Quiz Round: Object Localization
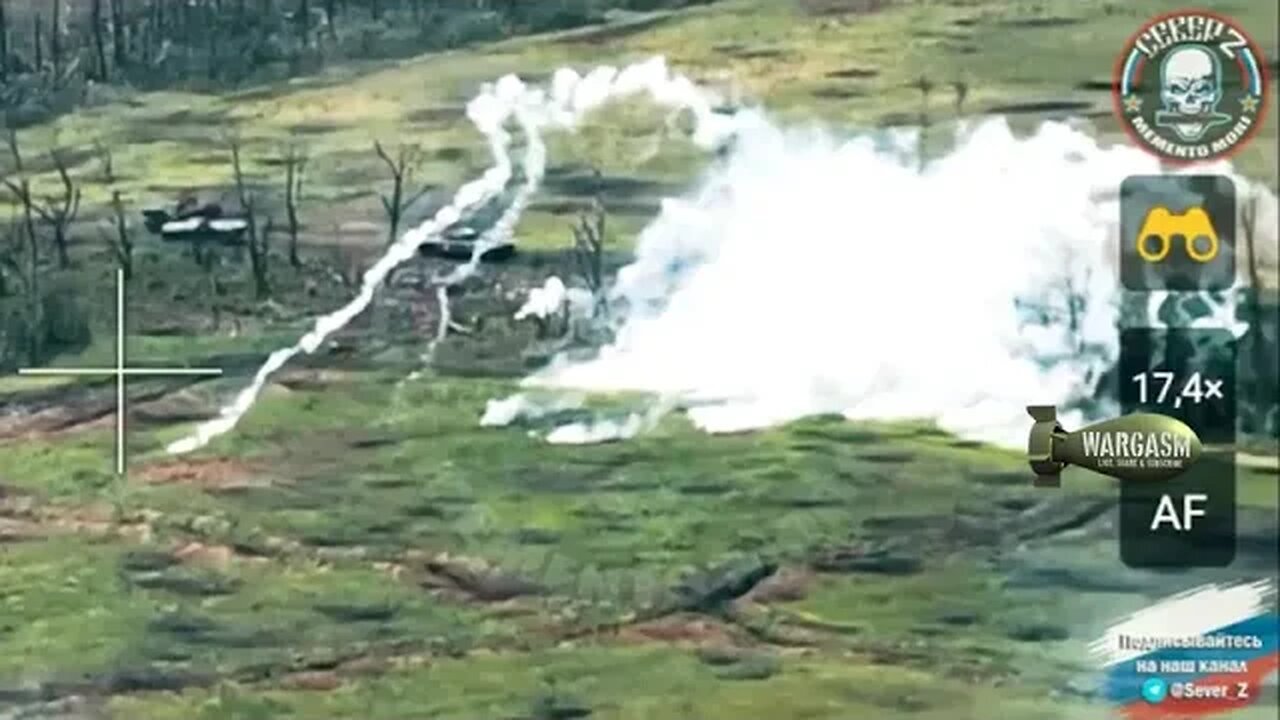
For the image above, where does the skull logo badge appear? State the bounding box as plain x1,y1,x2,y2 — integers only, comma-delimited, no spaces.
1153,44,1232,142
1115,12,1269,162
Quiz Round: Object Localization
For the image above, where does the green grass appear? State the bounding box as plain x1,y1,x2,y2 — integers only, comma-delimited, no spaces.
0,362,1272,717
0,538,157,680
106,643,1100,720
9,0,1276,256
1,1,1277,717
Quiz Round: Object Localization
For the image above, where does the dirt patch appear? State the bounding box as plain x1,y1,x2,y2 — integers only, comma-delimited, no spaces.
131,389,221,424
541,171,677,198
172,541,238,570
0,398,113,440
274,368,364,391
716,46,788,60
826,67,879,80
0,516,49,542
288,121,344,136
530,198,661,217
560,14,677,45
618,613,739,646
404,106,466,125
742,565,815,604
432,146,469,162
1,492,152,543
985,99,1094,115
135,457,267,491
279,671,343,692
997,16,1082,29
797,0,891,16
0,378,213,441
1076,79,1118,92
811,86,869,99
418,552,547,602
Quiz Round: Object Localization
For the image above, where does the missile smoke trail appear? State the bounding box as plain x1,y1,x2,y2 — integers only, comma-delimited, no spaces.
167,57,739,455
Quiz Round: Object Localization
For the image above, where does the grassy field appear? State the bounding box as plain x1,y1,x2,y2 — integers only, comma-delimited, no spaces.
1,1,1278,718
17,0,1279,250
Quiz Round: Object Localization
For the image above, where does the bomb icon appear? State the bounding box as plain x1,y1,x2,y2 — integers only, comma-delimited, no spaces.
1026,406,1203,487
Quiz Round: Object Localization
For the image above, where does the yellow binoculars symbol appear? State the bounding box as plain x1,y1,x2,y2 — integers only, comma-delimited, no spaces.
1135,206,1220,263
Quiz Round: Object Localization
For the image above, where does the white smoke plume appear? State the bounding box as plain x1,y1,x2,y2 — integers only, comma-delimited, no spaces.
167,57,740,455
544,399,674,445
521,119,1277,447
479,391,586,428
168,55,1277,455
515,276,571,321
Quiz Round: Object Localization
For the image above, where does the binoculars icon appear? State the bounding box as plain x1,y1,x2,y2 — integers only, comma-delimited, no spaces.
1134,206,1221,263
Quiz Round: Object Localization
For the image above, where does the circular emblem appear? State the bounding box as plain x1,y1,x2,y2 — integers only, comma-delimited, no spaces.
1112,10,1270,163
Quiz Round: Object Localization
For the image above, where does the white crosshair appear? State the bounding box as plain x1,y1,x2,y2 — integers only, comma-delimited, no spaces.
18,269,223,475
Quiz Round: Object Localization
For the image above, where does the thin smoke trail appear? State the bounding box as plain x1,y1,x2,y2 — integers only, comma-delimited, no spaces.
167,57,739,455
165,100,517,454
419,82,549,363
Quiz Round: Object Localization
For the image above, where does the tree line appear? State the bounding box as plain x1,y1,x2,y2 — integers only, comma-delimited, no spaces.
0,0,714,126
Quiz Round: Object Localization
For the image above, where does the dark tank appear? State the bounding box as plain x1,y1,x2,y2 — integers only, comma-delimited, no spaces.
418,190,516,262
142,197,249,245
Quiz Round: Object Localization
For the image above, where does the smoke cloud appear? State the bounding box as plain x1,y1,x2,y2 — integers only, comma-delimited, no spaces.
521,119,1275,447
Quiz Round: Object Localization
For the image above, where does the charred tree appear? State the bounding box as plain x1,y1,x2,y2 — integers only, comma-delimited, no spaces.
324,0,337,39
3,128,43,364
92,0,110,82
229,134,272,299
98,146,132,279
0,0,9,81
374,140,423,247
32,148,81,269
106,190,132,279
205,1,218,82
952,80,968,115
111,0,128,71
32,13,42,70
282,142,307,268
296,0,311,48
50,0,61,79
0,215,21,298
571,189,609,317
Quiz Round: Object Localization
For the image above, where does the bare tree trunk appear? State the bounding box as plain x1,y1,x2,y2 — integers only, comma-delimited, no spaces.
23,203,39,364
198,244,221,330
32,12,42,70
92,0,110,82
376,142,404,246
146,0,159,65
241,216,273,300
32,149,81,269
155,0,164,48
229,134,272,299
283,143,307,268
374,140,424,248
108,190,133,279
571,189,609,318
297,0,310,48
50,0,61,79
111,0,128,71
0,0,9,81
324,0,337,39
4,130,42,364
205,1,217,81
